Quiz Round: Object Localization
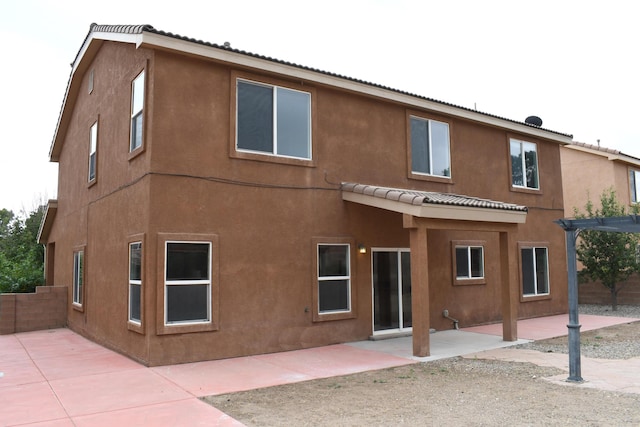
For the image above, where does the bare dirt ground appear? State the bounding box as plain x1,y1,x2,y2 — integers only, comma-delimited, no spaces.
202,320,640,426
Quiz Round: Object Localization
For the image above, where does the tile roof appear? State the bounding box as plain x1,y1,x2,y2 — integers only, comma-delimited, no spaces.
81,24,571,139
341,182,528,212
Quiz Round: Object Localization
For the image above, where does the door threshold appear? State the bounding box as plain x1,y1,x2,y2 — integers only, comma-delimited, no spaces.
369,329,435,341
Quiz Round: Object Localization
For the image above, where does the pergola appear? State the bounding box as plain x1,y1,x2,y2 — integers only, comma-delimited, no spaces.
555,215,640,382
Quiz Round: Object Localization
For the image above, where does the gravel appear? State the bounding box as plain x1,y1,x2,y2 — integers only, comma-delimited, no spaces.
515,304,640,359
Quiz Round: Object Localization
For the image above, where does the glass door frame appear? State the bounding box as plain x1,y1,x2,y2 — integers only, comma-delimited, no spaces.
371,248,412,336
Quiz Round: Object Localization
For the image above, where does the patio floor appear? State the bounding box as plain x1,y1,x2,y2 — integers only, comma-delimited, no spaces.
0,313,637,426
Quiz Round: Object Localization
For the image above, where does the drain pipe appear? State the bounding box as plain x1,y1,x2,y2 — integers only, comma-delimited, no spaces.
442,309,459,330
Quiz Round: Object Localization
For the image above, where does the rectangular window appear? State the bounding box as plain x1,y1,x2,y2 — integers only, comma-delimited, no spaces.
88,122,97,182
455,246,484,279
511,139,539,189
129,242,142,324
236,79,311,159
130,71,145,152
317,244,351,313
88,69,94,94
521,247,549,296
73,250,84,306
630,169,640,203
410,116,451,177
165,242,211,325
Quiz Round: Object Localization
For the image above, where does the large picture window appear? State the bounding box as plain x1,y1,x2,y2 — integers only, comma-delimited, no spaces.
630,169,640,203
130,71,145,152
521,246,549,297
511,139,539,190
317,244,351,313
410,116,450,177
165,242,211,325
88,122,97,182
73,250,84,306
129,242,142,324
236,79,311,160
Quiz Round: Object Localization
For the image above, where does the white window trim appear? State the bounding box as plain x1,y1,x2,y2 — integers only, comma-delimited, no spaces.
630,169,640,204
522,246,550,297
88,122,97,182
130,70,145,152
164,241,212,326
317,243,352,314
410,115,451,178
456,245,484,280
72,250,83,306
236,78,312,160
511,138,539,190
128,242,142,325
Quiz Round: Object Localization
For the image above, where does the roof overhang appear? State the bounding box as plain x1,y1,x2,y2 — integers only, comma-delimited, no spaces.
49,25,572,162
564,143,640,167
342,183,527,224
37,199,58,244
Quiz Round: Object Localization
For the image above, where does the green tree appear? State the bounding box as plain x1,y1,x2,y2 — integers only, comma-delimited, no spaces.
0,206,45,293
574,188,640,311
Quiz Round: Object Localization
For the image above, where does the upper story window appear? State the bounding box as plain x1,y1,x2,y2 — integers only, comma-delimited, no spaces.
510,138,539,190
130,71,145,152
410,116,451,178
88,122,97,182
630,169,640,203
236,79,311,160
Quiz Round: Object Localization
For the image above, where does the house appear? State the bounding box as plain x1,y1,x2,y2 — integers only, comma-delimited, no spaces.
560,141,640,305
38,24,572,366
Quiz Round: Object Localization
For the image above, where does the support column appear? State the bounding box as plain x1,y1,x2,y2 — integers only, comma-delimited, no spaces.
565,228,583,382
409,223,430,357
499,230,518,341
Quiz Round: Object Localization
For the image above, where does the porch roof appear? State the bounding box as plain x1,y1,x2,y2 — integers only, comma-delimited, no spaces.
341,182,528,224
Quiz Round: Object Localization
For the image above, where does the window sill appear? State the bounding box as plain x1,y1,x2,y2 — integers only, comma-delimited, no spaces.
409,172,452,184
128,145,145,161
510,185,542,195
87,179,97,189
313,310,356,322
157,320,218,335
72,302,84,313
231,149,316,168
520,294,551,303
127,320,144,334
453,278,486,286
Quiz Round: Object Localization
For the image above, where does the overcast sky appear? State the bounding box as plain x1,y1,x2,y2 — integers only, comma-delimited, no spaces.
1,0,638,215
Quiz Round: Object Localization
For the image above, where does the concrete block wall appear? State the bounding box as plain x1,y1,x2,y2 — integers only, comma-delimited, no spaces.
0,286,67,334
578,274,640,306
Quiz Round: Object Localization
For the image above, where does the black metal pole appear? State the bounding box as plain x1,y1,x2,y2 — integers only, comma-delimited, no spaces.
565,228,583,382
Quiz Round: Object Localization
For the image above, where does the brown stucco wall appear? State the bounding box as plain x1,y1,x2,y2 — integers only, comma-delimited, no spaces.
45,41,568,366
0,286,67,334
578,274,640,306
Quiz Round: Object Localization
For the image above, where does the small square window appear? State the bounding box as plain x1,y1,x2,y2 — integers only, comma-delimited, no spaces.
455,246,484,279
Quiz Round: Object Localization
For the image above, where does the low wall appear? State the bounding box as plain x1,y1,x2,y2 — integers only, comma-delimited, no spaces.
578,274,640,306
0,286,67,334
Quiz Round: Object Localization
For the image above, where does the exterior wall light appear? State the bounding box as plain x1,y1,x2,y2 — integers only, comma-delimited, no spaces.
358,244,366,254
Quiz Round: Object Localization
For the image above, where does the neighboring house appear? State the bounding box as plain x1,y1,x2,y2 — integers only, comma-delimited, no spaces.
561,141,640,215
560,141,640,305
38,24,572,366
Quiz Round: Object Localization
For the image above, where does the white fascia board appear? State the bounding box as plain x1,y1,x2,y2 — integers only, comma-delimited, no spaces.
139,32,572,145
565,144,640,167
342,192,527,224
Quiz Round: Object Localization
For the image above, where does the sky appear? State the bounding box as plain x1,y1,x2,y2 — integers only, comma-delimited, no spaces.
1,0,638,215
